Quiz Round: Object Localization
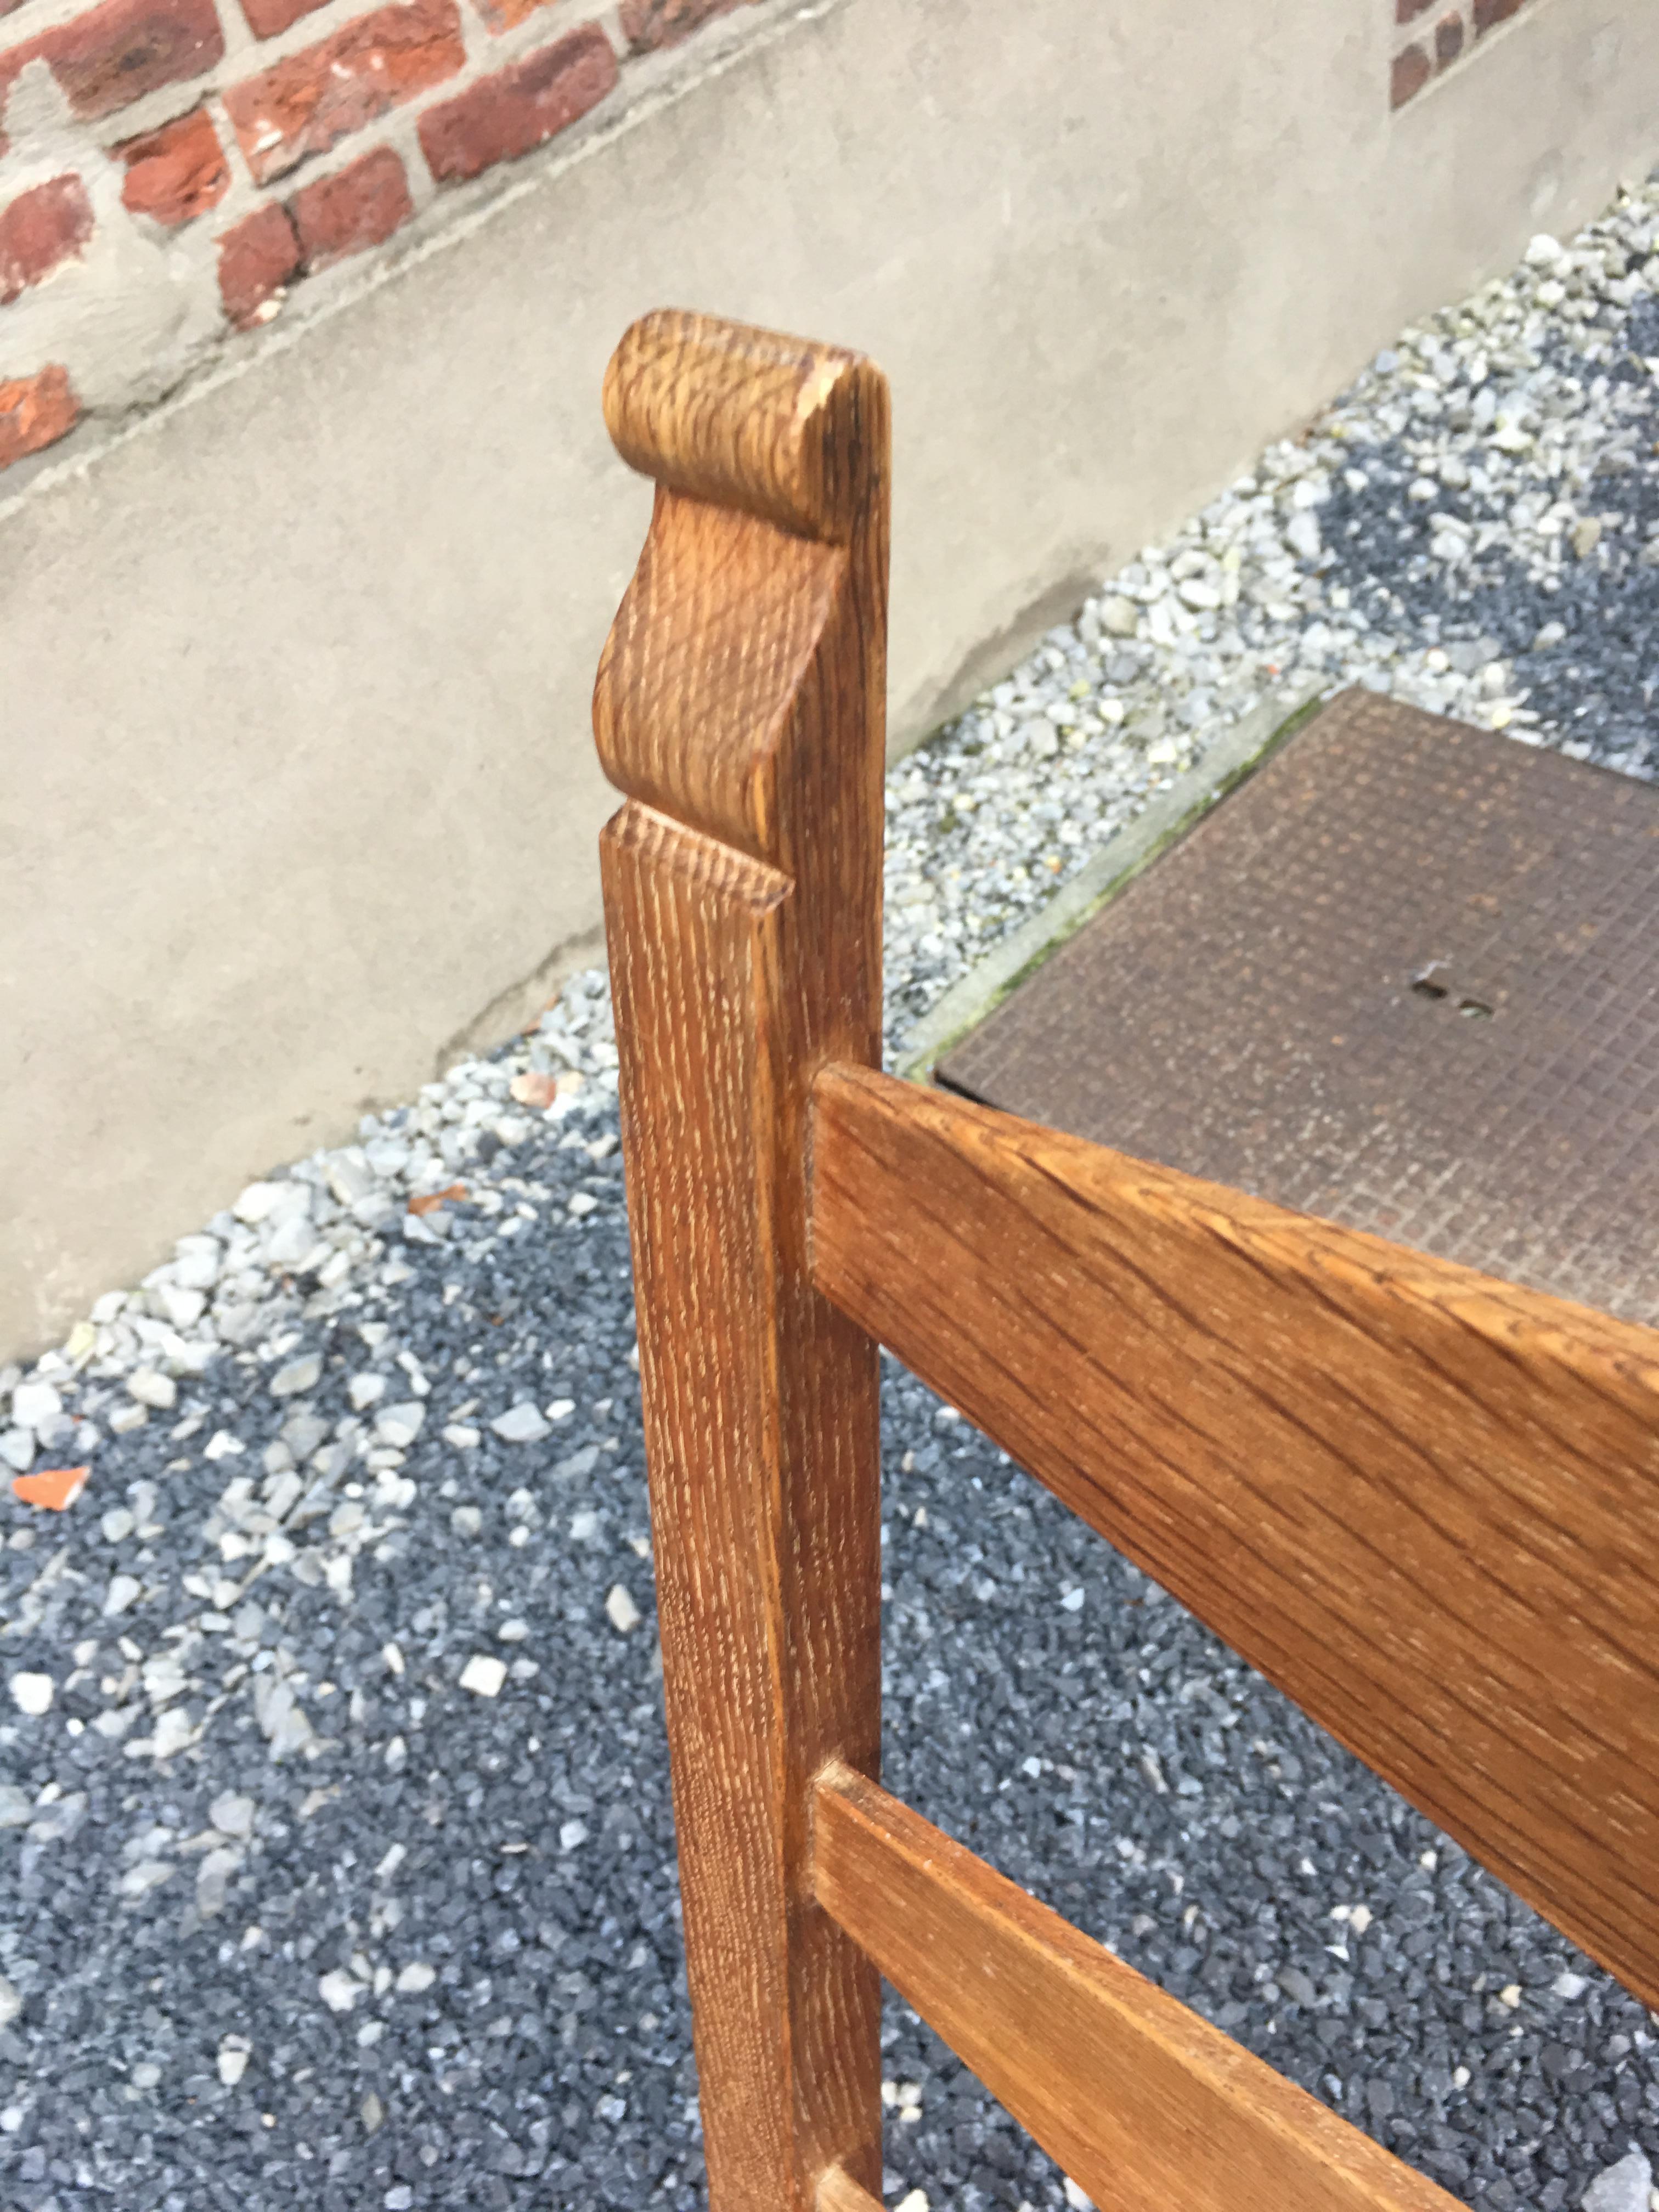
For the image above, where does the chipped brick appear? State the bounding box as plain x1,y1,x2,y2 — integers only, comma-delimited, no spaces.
618,0,749,53
0,174,93,303
0,364,78,469
115,103,228,224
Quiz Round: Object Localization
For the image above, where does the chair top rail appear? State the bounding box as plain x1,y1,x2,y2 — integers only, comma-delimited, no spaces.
813,1762,1460,2212
808,1061,1659,2004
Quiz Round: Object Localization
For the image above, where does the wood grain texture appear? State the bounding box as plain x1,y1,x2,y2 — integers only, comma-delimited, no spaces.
815,2162,887,2212
594,314,890,2212
812,1763,1459,2212
808,1064,1659,2005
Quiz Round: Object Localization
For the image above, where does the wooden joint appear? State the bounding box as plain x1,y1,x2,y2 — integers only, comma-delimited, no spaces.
815,2162,887,2212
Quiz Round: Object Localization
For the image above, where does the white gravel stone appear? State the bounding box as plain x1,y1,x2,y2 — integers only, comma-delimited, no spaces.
394,1961,436,1994
196,1847,240,1916
348,1373,387,1410
211,1792,256,1838
9,1672,53,1716
0,1428,34,1472
151,1707,195,1760
232,1177,285,1229
0,1979,19,2030
605,1584,641,1634
10,1380,62,1430
118,1860,174,1899
127,1368,176,1410
171,1235,222,1289
375,1401,426,1448
103,1575,142,1618
490,1402,549,1444
217,2040,250,2086
269,1354,321,1398
0,1786,31,1827
152,1283,206,1330
459,1654,507,1697
318,1969,362,2015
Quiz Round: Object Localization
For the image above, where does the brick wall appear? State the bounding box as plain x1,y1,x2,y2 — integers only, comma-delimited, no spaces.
1391,0,1534,109
0,0,760,475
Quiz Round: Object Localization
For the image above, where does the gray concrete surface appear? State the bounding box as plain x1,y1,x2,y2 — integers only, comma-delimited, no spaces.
4,0,1659,1357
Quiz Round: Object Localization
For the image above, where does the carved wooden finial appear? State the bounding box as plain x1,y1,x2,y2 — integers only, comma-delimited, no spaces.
600,307,882,545
592,310,889,870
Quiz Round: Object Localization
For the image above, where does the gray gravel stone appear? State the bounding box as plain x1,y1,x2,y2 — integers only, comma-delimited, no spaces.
1582,2148,1653,2212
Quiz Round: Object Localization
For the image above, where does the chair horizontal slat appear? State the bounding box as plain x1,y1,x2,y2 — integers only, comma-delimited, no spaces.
812,1763,1457,2212
808,1063,1659,2002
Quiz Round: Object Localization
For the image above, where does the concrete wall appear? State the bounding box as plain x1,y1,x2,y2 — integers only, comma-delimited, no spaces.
4,0,1658,1358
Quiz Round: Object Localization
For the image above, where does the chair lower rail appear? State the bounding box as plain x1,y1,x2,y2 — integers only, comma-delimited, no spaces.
810,1762,1457,2212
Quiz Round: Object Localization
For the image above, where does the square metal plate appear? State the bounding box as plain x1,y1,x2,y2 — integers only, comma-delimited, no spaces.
936,688,1659,1327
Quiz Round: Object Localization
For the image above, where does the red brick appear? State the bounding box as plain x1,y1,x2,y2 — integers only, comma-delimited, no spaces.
1391,42,1431,106
217,200,301,325
290,143,412,267
0,364,78,470
0,0,223,131
618,0,749,52
0,174,93,304
1472,0,1526,30
1434,9,1465,65
240,0,330,47
472,0,558,35
115,104,228,224
1395,0,1432,18
419,23,615,185
224,0,464,185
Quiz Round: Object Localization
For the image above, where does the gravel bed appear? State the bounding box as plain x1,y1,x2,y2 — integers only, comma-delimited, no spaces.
7,180,1659,2212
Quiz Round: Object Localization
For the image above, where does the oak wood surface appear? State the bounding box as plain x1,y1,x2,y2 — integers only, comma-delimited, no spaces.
813,1763,1458,2212
814,1764,1457,2212
815,2162,887,2212
595,313,890,2212
808,1063,1659,2004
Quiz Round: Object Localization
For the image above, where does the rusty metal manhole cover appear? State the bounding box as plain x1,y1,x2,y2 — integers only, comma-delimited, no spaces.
936,687,1659,1326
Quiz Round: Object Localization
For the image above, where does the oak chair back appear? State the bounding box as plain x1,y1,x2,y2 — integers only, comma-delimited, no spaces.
590,311,1659,2212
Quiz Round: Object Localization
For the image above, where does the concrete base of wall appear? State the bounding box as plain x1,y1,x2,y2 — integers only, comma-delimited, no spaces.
4,0,1657,1356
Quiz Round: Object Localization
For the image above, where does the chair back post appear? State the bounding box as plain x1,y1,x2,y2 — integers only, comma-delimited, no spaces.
592,311,891,2212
